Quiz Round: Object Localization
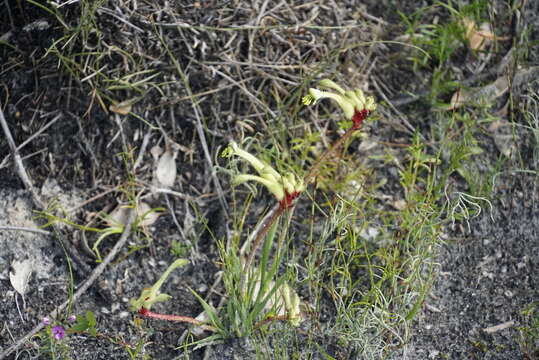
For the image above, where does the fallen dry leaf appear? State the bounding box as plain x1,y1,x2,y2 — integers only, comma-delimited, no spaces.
488,119,519,158
461,17,510,51
462,17,492,51
150,145,163,161
137,201,160,227
109,100,133,115
106,205,130,227
9,259,33,297
155,143,179,188
445,76,509,110
392,199,407,210
105,202,160,228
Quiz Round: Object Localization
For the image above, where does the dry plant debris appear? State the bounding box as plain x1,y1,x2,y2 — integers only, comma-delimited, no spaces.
9,259,33,299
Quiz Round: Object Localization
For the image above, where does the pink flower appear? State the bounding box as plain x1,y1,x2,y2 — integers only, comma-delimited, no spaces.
52,325,65,340
42,317,50,325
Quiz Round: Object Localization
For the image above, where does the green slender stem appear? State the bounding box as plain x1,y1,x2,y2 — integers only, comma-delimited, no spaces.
304,125,358,184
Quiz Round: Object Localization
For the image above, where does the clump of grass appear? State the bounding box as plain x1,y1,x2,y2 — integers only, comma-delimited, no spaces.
398,0,494,105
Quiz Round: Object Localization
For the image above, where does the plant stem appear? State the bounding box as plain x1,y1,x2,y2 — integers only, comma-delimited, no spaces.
239,124,361,288
138,308,216,332
253,315,289,331
304,125,358,185
241,204,286,286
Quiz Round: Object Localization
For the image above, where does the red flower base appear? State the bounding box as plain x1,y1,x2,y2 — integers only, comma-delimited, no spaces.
138,307,149,316
280,191,301,209
352,108,370,130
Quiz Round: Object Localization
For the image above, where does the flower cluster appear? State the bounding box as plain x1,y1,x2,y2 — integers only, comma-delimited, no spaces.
222,142,305,209
302,79,376,129
42,315,76,341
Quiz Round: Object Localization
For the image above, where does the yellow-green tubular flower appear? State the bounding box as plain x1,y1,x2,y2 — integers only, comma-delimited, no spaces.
223,142,304,207
130,258,188,311
318,78,347,94
302,79,377,127
233,174,285,202
282,282,302,326
305,88,356,119
225,141,281,181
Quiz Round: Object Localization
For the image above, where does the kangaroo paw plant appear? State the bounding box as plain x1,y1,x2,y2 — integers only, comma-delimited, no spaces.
131,79,377,342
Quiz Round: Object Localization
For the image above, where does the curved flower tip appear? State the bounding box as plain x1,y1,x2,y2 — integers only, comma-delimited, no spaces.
318,79,346,94
222,141,280,179
225,142,304,206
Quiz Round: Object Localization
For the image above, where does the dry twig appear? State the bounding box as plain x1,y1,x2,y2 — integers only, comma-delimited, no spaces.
0,104,45,209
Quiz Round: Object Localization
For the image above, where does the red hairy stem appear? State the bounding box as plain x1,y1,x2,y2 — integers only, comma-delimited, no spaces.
138,307,216,332
253,314,290,331
239,108,370,288
242,204,286,276
304,127,356,184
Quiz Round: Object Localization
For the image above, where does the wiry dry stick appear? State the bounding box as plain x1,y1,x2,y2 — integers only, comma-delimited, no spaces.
0,226,51,235
0,210,136,360
159,31,229,214
0,113,61,169
133,128,153,171
66,186,120,213
0,104,45,209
